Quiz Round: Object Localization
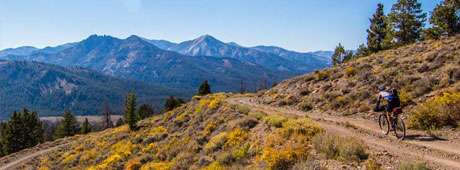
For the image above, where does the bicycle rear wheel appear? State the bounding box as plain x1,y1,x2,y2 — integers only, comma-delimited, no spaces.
393,116,406,140
378,114,390,135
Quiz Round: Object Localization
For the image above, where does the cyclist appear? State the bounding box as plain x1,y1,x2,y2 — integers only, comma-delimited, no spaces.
374,86,401,127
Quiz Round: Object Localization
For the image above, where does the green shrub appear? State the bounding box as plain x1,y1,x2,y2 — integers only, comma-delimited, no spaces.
263,115,288,128
216,152,235,165
298,100,313,111
281,118,323,138
398,161,429,170
409,91,460,130
248,111,266,120
312,133,368,162
315,70,330,81
236,105,251,115
231,143,251,161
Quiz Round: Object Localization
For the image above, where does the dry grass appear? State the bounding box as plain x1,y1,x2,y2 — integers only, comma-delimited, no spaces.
312,133,368,162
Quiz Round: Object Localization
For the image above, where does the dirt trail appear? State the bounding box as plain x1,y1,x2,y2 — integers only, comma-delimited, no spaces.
0,145,61,170
228,97,460,170
0,139,72,170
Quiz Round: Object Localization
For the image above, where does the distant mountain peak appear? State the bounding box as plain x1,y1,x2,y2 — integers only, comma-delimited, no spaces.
194,34,222,44
227,42,241,47
126,35,143,40
85,34,117,41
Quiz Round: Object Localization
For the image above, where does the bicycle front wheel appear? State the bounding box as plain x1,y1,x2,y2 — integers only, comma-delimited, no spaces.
393,116,406,140
378,114,390,135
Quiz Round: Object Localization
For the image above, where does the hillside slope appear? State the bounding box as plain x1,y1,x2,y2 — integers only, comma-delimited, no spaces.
0,60,184,118
261,36,460,119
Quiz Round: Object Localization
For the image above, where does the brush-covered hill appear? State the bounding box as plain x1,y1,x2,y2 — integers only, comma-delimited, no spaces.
261,36,460,127
13,93,384,169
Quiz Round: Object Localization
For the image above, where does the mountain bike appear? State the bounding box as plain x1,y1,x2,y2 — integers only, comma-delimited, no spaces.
378,107,406,140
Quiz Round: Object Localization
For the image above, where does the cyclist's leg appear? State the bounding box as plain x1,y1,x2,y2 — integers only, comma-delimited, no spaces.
385,104,394,127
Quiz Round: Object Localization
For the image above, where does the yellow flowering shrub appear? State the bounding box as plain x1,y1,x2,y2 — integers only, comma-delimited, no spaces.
196,93,227,113
148,126,167,136
61,152,77,164
345,66,356,77
409,91,460,129
261,142,308,170
125,157,142,170
140,162,172,170
202,161,226,170
205,132,228,152
79,148,97,164
225,128,248,147
96,154,122,169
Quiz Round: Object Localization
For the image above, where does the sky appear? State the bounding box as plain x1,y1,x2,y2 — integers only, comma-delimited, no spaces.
0,0,442,52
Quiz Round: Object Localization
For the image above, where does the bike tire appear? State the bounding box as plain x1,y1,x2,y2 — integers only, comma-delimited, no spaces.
393,116,406,140
378,114,390,135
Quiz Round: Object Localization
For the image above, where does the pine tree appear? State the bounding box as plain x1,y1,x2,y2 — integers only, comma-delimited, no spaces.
430,0,460,36
124,92,138,131
331,43,346,65
54,110,79,138
0,122,7,156
240,79,246,94
164,96,184,111
342,51,354,63
354,44,370,58
80,118,91,134
388,0,427,45
115,118,124,127
1,109,44,155
367,3,388,53
138,104,155,120
101,102,113,129
197,80,211,96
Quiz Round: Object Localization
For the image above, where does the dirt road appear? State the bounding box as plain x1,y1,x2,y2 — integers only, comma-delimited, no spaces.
228,97,460,170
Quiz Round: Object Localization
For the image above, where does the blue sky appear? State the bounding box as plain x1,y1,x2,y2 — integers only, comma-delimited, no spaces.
0,0,442,52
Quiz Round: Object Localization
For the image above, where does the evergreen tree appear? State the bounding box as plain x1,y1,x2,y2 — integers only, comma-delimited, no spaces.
80,118,91,134
342,51,354,63
354,44,370,58
1,109,44,155
197,80,211,96
115,118,124,127
54,110,79,139
0,122,7,156
388,0,427,45
240,80,246,94
367,3,388,53
138,104,155,120
430,0,460,36
164,96,185,111
124,93,138,131
101,102,113,129
331,43,346,65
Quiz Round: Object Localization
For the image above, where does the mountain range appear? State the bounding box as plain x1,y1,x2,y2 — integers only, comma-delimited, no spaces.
0,34,332,117
0,60,184,119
